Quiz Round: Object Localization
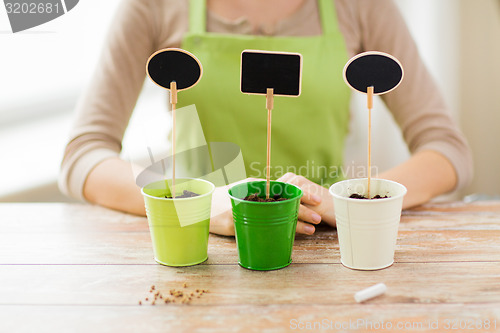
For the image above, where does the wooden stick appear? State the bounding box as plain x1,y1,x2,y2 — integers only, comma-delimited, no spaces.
367,86,374,198
170,81,178,199
266,88,274,199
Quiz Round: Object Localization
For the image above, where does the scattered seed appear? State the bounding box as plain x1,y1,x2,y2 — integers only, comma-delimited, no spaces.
139,284,209,306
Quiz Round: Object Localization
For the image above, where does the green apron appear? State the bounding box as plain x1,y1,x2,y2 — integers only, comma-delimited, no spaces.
178,0,350,187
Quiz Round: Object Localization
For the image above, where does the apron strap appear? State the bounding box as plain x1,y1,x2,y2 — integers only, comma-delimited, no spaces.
189,0,206,35
318,0,340,36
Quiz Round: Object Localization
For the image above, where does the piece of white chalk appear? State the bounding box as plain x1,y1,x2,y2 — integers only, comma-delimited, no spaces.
354,283,387,303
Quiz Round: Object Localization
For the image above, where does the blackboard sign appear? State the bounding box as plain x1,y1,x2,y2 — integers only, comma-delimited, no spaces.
147,48,203,91
240,50,302,97
343,51,403,95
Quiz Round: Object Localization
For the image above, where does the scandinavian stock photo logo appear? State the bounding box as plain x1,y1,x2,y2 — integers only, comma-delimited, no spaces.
3,0,79,33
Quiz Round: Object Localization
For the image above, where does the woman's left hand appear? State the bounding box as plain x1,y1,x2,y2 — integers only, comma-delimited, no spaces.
277,173,336,234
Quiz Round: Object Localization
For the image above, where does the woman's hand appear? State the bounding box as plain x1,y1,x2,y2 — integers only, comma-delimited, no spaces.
209,183,236,236
277,173,336,234
208,175,336,236
208,178,260,236
378,150,458,209
83,160,338,237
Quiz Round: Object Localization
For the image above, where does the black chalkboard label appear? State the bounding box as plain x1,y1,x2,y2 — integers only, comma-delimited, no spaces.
147,48,202,91
240,50,302,96
343,51,403,95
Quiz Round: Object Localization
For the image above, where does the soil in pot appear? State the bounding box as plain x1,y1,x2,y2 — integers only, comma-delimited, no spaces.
165,190,200,199
349,193,390,199
244,193,289,202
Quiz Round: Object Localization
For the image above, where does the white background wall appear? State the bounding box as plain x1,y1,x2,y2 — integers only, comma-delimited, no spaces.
0,0,123,201
459,0,500,197
345,0,460,172
346,0,500,199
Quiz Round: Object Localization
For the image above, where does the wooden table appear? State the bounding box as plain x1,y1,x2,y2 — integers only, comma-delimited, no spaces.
1,202,500,332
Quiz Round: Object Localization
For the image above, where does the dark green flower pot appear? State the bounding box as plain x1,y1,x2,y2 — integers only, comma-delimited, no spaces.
228,181,303,270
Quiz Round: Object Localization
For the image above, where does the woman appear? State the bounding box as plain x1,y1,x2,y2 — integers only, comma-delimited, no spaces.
59,0,473,236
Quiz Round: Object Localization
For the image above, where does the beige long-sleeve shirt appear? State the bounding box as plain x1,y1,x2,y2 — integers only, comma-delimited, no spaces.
59,0,473,201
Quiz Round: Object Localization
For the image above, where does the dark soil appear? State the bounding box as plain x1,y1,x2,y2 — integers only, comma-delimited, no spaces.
349,193,390,199
165,190,200,199
244,193,289,202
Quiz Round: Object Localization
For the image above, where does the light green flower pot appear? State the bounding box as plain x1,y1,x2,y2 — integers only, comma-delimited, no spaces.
142,178,215,266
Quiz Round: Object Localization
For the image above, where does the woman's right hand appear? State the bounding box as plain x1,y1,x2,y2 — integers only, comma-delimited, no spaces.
277,173,337,234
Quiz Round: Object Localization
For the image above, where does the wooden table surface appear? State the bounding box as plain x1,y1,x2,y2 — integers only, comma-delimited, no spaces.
1,202,500,332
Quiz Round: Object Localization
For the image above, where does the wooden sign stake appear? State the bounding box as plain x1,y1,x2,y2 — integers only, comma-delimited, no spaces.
367,86,374,198
343,51,403,199
265,88,274,199
240,50,302,200
170,81,178,199
146,48,203,199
